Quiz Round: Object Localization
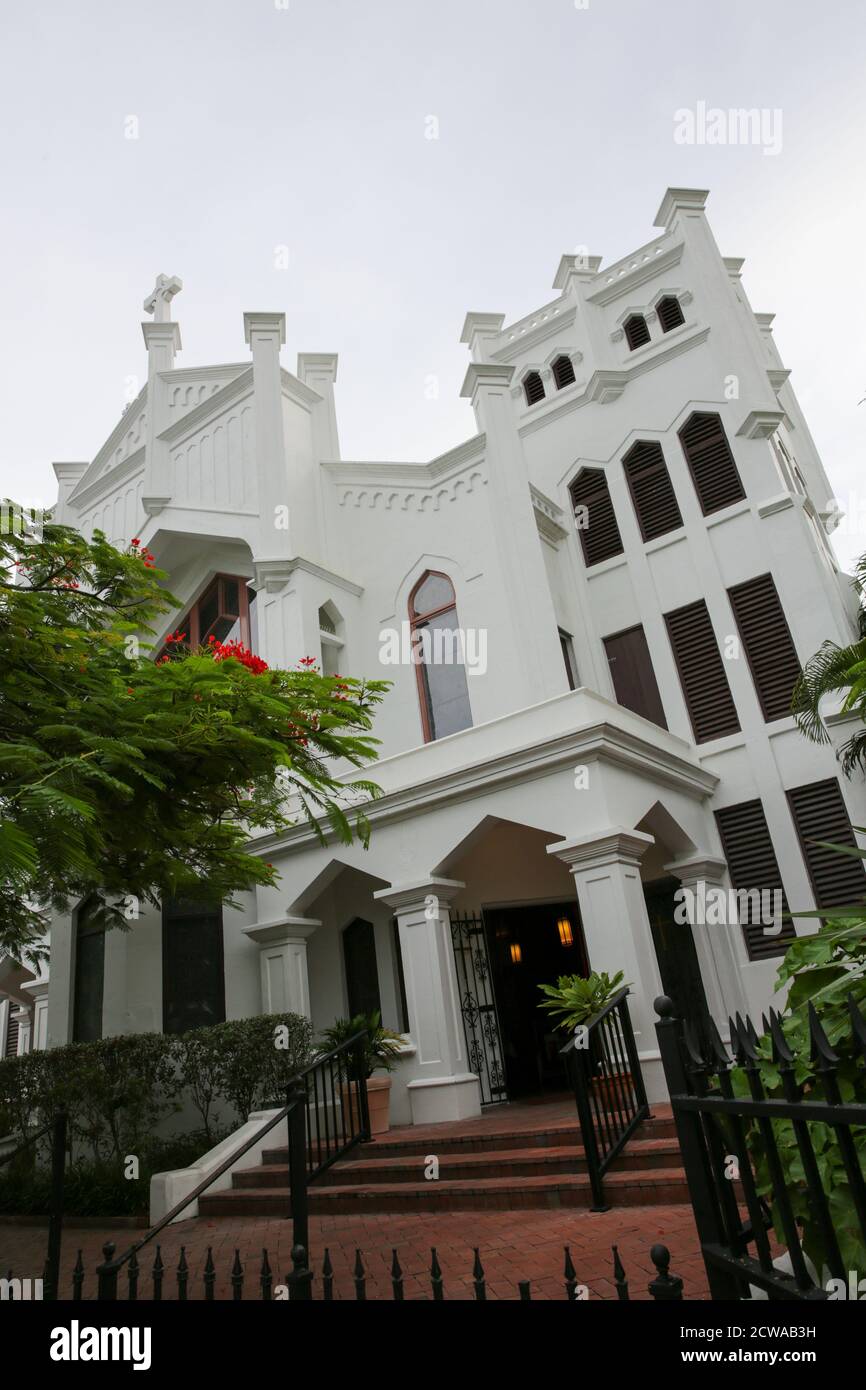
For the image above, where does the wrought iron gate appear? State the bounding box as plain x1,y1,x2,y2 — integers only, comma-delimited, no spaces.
450,912,507,1105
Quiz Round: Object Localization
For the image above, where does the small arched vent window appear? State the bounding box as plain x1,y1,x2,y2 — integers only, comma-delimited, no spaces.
657,296,685,333
409,572,473,743
523,371,546,406
624,314,651,350
569,468,624,567
552,355,576,390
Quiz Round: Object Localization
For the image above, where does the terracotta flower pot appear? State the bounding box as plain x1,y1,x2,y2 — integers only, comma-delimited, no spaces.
340,1075,393,1136
591,1072,633,1109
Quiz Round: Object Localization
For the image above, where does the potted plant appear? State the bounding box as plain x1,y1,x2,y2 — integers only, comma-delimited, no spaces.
320,1011,404,1136
537,971,632,1106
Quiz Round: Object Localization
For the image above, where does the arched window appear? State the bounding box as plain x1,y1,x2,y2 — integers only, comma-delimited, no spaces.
623,314,651,350
409,572,473,742
318,602,344,678
523,370,545,405
656,296,685,333
678,412,745,515
73,897,105,1042
622,440,683,540
569,467,624,567
552,355,576,390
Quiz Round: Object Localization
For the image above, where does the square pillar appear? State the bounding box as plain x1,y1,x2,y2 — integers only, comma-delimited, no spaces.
548,827,667,1101
664,854,748,1031
374,877,481,1124
241,916,319,1019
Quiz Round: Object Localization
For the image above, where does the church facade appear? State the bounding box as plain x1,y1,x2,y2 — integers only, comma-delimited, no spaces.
3,186,864,1126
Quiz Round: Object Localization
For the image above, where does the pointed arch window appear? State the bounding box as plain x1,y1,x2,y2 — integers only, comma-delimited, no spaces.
624,314,651,350
523,371,546,406
552,355,576,390
409,572,473,743
657,296,685,333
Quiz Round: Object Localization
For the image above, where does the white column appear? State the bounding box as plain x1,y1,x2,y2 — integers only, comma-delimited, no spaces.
141,319,182,510
244,311,291,553
548,827,667,1102
664,854,748,1032
241,917,319,1019
374,877,481,1124
21,979,50,1051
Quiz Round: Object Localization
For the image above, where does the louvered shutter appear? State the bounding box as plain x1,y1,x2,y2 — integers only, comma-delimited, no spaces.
552,355,576,389
4,1006,19,1058
569,468,624,567
715,800,795,960
657,296,685,333
622,441,684,541
524,371,545,405
678,413,745,515
664,598,740,742
727,573,800,722
624,315,651,350
786,779,866,909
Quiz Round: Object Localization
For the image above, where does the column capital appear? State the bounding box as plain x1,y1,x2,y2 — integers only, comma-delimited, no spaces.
241,915,320,947
664,854,728,887
548,826,655,871
244,311,286,347
141,320,182,356
374,876,465,914
459,362,515,403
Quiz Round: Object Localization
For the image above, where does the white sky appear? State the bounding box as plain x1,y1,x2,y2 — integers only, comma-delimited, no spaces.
1,0,865,570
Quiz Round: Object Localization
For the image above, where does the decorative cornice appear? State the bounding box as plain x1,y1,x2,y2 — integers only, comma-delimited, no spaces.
459,312,506,345
141,495,172,517
251,556,363,597
552,253,603,290
489,301,575,364
70,449,146,512
242,916,320,946
518,325,711,437
767,368,791,394
244,311,286,345
531,485,569,544
587,242,684,307
142,320,182,352
68,383,149,501
247,713,718,858
664,854,727,886
158,367,255,444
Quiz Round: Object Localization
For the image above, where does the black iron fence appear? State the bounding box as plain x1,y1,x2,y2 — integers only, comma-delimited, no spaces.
560,987,649,1208
84,1029,370,1301
0,1106,66,1300
3,1238,686,1302
655,993,866,1300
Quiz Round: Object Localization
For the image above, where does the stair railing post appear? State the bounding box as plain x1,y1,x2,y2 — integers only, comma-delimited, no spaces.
286,1081,310,1258
45,1107,67,1301
565,1036,608,1211
654,996,741,1301
353,1031,371,1142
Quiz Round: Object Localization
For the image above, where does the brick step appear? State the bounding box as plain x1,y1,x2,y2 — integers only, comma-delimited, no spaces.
238,1138,682,1190
198,1165,690,1217
261,1114,676,1167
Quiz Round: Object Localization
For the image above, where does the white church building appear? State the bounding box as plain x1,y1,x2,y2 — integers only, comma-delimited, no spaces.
3,186,865,1126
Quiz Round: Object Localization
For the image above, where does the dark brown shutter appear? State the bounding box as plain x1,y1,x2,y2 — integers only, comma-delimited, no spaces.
715,800,795,960
622,440,684,541
4,1005,19,1058
678,412,745,515
786,779,866,909
524,371,545,405
569,468,624,567
624,315,651,350
603,624,667,728
727,573,800,722
664,598,740,743
657,296,685,333
552,355,576,389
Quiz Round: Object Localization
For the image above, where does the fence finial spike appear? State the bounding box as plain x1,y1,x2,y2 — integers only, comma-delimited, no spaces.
768,1008,794,1065
808,1001,839,1069
847,992,866,1061
706,1014,731,1068
612,1243,627,1288
682,1016,706,1067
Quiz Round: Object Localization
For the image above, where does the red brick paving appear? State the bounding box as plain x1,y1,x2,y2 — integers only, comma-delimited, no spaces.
0,1204,708,1301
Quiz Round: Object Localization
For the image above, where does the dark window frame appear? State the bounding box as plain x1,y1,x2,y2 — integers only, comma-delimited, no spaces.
552,355,576,390
727,572,801,723
162,899,226,1035
157,573,252,660
624,315,651,350
569,467,624,568
656,296,685,333
678,412,746,517
72,896,105,1043
621,439,684,542
603,622,668,729
664,598,741,744
523,371,546,406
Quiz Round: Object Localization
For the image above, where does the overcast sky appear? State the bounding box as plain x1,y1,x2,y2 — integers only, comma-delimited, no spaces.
1,0,864,569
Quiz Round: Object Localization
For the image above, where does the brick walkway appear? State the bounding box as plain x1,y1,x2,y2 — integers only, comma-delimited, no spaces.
0,1204,708,1300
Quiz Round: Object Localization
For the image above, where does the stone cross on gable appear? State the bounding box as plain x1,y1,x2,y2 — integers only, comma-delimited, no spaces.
143,274,183,323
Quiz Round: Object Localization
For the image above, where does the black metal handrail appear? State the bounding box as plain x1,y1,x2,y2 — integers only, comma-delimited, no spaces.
0,1108,67,1299
560,987,649,1210
95,1029,370,1300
